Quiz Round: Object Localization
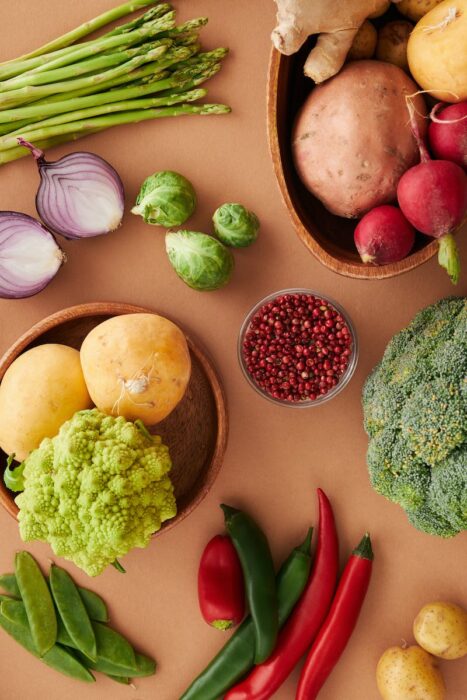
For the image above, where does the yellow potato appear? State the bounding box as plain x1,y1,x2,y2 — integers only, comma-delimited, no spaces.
80,313,191,425
369,0,391,18
376,21,413,71
397,0,443,21
376,646,445,700
0,344,92,461
407,0,467,102
414,602,467,660
348,21,377,60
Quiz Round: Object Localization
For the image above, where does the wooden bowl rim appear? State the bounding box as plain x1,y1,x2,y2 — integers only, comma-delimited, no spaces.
0,302,228,537
266,47,438,280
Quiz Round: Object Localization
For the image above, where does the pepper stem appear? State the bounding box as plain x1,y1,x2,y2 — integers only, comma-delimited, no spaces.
438,232,460,285
353,533,373,560
220,503,239,522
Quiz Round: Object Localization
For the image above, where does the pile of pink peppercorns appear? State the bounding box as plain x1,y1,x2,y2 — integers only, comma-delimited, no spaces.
241,292,353,403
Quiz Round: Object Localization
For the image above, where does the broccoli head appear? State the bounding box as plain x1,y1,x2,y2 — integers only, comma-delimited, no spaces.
15,409,177,575
362,297,467,538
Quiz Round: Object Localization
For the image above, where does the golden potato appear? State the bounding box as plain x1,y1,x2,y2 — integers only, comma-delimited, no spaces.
414,602,467,660
397,0,443,21
369,0,391,18
376,646,445,700
80,313,191,425
0,344,92,461
348,21,377,60
376,21,413,71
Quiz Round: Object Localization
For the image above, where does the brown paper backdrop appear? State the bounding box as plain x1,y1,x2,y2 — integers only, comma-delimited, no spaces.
0,2,466,698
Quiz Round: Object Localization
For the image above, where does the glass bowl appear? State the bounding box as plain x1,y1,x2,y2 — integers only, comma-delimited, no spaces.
238,288,358,407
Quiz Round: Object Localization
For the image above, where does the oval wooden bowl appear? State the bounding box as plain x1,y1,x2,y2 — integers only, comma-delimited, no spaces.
267,46,438,279
0,303,228,536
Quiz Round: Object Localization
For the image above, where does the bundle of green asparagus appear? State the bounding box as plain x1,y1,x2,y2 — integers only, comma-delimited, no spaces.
0,0,230,165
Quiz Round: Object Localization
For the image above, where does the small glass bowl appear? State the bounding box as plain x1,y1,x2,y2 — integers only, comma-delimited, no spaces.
238,288,358,407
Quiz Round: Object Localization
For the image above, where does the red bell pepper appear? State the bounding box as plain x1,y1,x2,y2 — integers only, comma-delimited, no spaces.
224,488,339,700
198,534,245,631
296,533,374,699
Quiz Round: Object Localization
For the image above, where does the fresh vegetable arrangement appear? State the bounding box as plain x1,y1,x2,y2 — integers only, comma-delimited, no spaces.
363,297,466,537
0,0,230,164
0,551,156,684
182,490,373,700
376,600,467,699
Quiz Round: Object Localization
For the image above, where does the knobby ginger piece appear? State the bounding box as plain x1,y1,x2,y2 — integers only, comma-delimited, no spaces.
271,0,399,82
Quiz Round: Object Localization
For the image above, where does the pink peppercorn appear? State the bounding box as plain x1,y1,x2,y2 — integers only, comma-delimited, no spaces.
242,292,354,403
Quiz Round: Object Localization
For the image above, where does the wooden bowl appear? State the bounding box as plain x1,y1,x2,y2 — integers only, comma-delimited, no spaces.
267,46,438,279
0,303,228,535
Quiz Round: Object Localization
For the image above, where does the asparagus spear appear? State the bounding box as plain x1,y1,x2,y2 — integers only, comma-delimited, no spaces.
0,129,106,165
0,0,158,67
7,88,208,137
0,43,172,109
0,4,173,81
0,103,231,152
19,11,177,77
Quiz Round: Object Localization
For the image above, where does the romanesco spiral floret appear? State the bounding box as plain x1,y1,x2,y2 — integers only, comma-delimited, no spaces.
362,297,467,538
15,409,177,575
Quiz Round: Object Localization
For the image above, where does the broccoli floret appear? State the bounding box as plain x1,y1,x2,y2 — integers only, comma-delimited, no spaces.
15,409,177,576
362,297,467,538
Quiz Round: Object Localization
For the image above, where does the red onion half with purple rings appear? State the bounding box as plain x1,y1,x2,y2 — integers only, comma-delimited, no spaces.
18,139,125,239
0,212,65,299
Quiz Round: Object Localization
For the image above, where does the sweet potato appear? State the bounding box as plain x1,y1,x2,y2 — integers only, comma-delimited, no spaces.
292,61,427,218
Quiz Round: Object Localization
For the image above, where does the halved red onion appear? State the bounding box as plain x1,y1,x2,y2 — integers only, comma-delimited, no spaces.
0,212,65,299
18,139,125,239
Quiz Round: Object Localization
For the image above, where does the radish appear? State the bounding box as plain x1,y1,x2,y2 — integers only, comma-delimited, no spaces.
354,205,415,265
397,103,467,284
428,102,467,170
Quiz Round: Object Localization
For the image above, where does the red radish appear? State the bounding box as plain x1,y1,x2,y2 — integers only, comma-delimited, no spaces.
198,535,245,631
397,102,467,284
354,205,415,265
428,102,467,170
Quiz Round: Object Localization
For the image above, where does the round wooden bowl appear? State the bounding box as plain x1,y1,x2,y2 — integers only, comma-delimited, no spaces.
267,46,438,279
0,303,228,535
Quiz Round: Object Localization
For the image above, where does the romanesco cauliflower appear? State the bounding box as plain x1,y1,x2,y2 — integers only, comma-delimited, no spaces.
15,409,177,576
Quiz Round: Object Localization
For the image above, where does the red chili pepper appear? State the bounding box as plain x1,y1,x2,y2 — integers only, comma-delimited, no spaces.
198,534,245,631
296,533,374,700
224,488,338,700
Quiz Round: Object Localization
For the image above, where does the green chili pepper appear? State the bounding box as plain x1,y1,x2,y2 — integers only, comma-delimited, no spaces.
0,607,94,682
221,504,278,664
15,552,57,656
0,571,108,622
50,565,97,662
180,528,313,700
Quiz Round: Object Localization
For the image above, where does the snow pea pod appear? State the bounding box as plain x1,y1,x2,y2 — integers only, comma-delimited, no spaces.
50,565,97,662
107,674,131,684
180,528,314,700
15,551,57,656
0,607,94,682
221,505,278,664
0,573,20,597
0,572,108,622
92,621,137,672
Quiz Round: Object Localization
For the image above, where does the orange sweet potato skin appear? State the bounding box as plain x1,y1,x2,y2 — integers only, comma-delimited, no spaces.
292,60,427,218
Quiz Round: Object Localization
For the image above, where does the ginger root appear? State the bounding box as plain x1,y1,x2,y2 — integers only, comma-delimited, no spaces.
271,0,399,83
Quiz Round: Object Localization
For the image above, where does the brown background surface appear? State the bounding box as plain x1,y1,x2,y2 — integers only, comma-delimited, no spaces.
0,2,466,698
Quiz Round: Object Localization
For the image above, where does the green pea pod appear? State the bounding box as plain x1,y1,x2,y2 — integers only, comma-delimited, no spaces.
1,572,108,622
78,587,108,623
0,594,15,604
221,505,278,664
80,648,156,678
106,674,131,684
92,621,137,673
1,599,28,626
15,552,57,656
0,609,94,682
180,528,314,700
57,616,75,648
50,565,97,662
0,573,20,597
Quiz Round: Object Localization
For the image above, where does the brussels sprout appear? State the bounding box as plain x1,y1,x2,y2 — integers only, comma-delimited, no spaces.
131,170,196,227
212,203,259,247
165,231,234,291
